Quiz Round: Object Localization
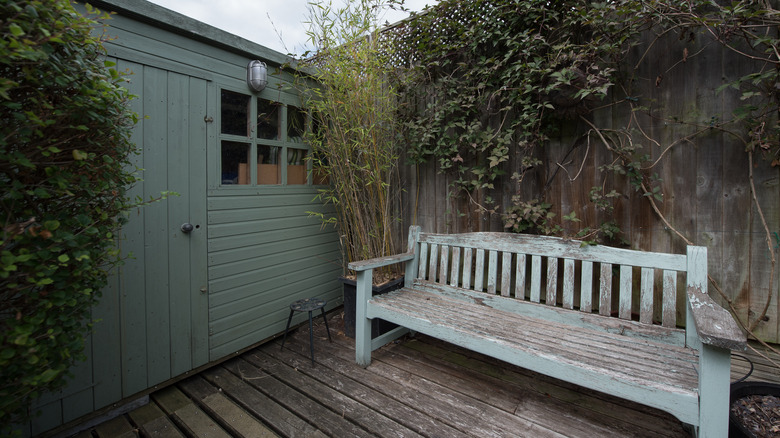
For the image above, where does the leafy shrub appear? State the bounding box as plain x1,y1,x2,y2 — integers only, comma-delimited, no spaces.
0,0,138,427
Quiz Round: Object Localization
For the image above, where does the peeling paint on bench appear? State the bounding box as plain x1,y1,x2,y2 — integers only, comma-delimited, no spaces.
350,226,747,437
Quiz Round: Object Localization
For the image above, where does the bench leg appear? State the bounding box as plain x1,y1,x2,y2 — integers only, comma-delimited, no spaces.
355,270,372,367
697,344,730,438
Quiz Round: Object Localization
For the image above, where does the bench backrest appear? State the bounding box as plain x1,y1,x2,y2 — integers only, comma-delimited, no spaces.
408,228,704,333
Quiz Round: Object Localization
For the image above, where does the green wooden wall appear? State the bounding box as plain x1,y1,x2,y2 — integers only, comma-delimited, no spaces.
25,2,342,435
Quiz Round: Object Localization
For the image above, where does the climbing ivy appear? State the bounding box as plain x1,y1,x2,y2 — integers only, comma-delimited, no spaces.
392,0,647,241
391,0,778,246
396,1,641,185
0,1,139,428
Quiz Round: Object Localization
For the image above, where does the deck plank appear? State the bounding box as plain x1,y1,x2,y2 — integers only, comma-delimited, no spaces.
242,348,426,438
77,310,780,437
282,328,570,438
398,335,688,437
218,357,367,438
178,376,279,438
127,403,185,438
200,365,327,438
270,334,474,438
153,386,232,438
92,415,137,438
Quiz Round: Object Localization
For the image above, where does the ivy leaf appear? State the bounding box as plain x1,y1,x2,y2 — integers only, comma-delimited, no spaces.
9,23,24,37
72,149,88,160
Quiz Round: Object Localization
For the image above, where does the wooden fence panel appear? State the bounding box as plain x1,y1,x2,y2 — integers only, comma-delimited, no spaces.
398,29,779,340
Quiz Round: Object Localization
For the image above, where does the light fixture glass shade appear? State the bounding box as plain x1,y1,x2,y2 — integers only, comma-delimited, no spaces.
247,60,267,92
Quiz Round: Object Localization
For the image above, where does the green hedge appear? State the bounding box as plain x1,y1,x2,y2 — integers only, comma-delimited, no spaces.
0,0,138,428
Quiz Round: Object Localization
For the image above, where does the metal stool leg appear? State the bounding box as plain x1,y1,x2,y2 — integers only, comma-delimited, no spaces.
308,310,315,366
281,309,295,350
320,307,332,342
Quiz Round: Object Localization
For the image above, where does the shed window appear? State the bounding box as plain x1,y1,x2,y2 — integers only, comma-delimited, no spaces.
257,99,280,140
286,148,307,185
257,145,281,185
220,90,250,136
221,141,250,185
287,105,305,143
219,87,312,187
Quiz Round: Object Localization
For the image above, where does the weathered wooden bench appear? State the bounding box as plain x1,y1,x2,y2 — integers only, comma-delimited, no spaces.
349,226,746,437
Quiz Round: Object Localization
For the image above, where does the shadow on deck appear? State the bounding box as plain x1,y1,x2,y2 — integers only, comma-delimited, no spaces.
61,310,779,438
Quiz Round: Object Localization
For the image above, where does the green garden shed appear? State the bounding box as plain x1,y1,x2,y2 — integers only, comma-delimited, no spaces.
26,1,342,434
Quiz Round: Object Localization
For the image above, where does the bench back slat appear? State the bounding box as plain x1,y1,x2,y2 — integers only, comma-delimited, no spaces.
663,270,678,328
619,265,633,320
414,231,695,332
640,267,654,324
546,257,558,305
429,243,439,282
450,246,460,287
501,252,513,298
439,245,449,285
474,248,486,292
418,242,429,280
530,255,542,303
515,254,527,301
599,263,612,317
580,261,594,313
463,247,473,289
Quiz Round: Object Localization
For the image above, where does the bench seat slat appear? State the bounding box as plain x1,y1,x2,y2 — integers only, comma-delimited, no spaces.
367,287,700,424
379,292,696,383
398,283,695,368
412,279,686,349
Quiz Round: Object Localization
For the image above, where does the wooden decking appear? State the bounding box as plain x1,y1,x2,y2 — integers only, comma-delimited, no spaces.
64,310,779,438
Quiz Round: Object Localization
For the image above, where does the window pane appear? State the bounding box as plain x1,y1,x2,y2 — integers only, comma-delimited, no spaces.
221,90,250,136
221,141,250,185
287,105,305,143
257,99,280,140
257,145,280,185
287,148,308,185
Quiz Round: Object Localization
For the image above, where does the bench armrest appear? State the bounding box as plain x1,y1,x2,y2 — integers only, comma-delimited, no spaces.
687,286,746,351
348,252,416,272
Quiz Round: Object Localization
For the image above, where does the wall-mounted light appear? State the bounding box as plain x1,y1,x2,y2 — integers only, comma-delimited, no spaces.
247,60,267,92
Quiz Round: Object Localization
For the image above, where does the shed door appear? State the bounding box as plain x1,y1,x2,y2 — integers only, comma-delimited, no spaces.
116,65,210,393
